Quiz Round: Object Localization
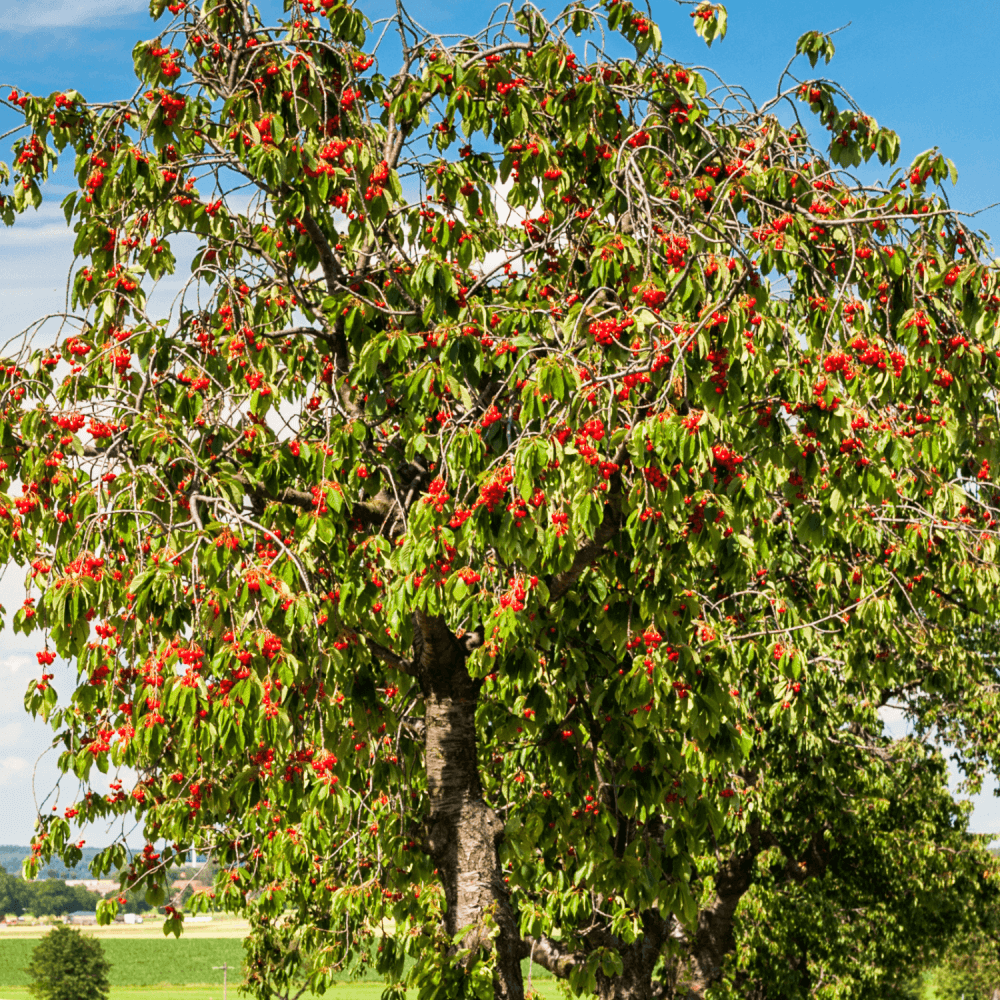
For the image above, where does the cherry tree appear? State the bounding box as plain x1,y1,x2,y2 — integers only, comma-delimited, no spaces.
3,1,1000,998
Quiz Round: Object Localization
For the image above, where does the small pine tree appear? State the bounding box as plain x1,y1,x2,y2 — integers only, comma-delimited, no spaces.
25,926,111,1000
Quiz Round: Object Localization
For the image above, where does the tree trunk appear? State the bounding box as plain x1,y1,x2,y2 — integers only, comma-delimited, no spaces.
522,915,669,1000
593,919,666,1000
684,848,757,997
414,611,524,1000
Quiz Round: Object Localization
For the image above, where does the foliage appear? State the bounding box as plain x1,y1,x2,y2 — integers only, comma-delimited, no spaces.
0,863,18,916
3,0,1000,997
920,929,1000,1000
718,738,999,999
25,926,111,1000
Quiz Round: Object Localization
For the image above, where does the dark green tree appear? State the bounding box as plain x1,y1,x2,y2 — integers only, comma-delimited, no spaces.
24,880,74,919
0,864,22,916
25,926,111,1000
715,737,1000,999
919,929,1000,1000
14,879,101,918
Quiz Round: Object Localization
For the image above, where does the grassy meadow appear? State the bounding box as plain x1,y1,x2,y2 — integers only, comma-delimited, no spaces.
0,937,246,987
0,989,436,1000
0,919,562,999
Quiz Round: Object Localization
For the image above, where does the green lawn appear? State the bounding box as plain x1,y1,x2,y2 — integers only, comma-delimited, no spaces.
0,989,394,1000
0,989,393,1000
0,985,566,1000
0,937,563,998
0,939,247,987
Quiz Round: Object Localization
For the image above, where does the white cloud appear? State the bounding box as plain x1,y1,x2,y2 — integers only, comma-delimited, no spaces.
0,653,36,715
0,721,21,747
0,0,147,30
0,201,78,344
0,565,31,638
0,755,29,786
1,652,34,677
878,703,906,738
0,686,29,717
968,775,1000,838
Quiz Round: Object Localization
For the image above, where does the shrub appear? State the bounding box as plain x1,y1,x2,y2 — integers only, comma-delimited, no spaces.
25,925,111,1000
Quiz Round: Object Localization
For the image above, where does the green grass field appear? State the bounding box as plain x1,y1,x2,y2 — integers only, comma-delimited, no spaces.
0,988,561,1000
0,983,565,1000
0,939,247,987
0,936,562,999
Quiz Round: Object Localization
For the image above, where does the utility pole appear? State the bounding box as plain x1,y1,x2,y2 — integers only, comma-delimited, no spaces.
212,962,228,1000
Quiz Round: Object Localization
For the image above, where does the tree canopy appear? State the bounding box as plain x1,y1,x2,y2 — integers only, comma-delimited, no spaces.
0,869,104,919
26,925,111,1000
3,0,1000,997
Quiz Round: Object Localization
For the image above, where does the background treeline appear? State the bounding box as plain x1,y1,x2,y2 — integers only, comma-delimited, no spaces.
0,866,106,917
0,845,215,881
0,865,161,917
905,930,1000,1000
0,853,220,918
0,844,104,880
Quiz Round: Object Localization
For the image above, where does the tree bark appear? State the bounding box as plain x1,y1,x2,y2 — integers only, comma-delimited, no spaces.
414,611,524,1000
593,912,670,1000
521,935,581,981
683,848,758,997
523,915,671,1000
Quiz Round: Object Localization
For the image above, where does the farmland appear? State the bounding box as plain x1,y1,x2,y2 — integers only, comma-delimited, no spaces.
0,989,419,1000
0,936,245,987
0,920,561,999
0,986,565,1000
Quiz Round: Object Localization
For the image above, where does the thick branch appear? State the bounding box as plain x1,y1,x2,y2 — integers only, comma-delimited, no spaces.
232,472,393,528
235,475,313,510
548,493,623,603
519,936,582,979
300,209,345,296
686,826,762,994
365,637,413,674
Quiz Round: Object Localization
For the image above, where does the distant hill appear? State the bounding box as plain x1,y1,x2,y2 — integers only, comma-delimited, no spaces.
0,845,104,879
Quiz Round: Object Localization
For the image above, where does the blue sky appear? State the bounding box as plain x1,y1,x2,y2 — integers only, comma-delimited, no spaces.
0,0,998,848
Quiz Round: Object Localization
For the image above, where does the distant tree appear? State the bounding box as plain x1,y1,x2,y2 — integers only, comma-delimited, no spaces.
68,885,102,912
24,882,74,919
0,865,22,916
716,737,1000,999
17,879,101,918
26,926,111,1000
30,883,60,917
919,929,1000,1000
